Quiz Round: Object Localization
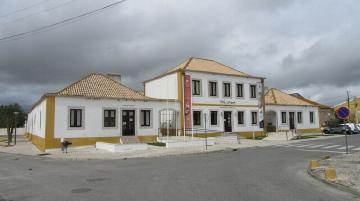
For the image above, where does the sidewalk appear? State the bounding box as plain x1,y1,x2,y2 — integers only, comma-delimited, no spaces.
0,134,342,160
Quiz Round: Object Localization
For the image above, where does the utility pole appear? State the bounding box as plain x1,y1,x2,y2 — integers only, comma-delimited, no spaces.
346,90,350,154
261,78,266,136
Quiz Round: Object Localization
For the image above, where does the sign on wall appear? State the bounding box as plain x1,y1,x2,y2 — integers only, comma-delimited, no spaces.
184,75,192,129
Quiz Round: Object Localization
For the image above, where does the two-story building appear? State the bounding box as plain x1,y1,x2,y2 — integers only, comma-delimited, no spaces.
144,57,266,138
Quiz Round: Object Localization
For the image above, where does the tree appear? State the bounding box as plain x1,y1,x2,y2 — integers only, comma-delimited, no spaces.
0,103,26,145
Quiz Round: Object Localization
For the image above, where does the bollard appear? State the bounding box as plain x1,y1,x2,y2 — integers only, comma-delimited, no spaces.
309,160,319,169
325,167,337,180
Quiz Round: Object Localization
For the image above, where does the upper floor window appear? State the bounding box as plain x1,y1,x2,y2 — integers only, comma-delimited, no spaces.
193,111,201,126
104,109,116,127
223,82,231,97
210,111,218,125
297,112,302,124
140,110,151,127
209,81,217,97
192,80,201,96
310,112,314,123
281,112,287,124
238,111,244,125
250,84,257,98
69,108,83,128
251,111,258,125
236,84,243,98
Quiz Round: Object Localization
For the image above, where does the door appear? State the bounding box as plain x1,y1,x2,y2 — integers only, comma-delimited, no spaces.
289,112,295,130
122,110,135,136
224,111,232,132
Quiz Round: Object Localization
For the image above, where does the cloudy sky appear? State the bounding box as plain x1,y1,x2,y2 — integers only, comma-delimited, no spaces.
0,0,359,110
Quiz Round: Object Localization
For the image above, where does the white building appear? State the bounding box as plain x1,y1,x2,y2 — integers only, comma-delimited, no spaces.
26,73,179,151
145,57,266,138
264,88,321,133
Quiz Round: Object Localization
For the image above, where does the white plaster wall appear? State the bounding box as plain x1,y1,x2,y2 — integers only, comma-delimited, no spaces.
187,71,262,106
145,73,178,100
0,128,25,136
191,105,263,133
26,99,46,138
266,105,320,130
54,97,179,139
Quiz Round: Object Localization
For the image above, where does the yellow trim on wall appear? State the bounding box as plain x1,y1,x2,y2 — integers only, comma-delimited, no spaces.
44,96,57,149
192,103,258,107
26,133,46,152
137,135,157,142
239,131,265,139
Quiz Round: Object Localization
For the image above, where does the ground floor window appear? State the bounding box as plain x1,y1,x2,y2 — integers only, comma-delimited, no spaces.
140,110,151,127
104,109,116,127
69,108,83,128
237,111,244,125
193,111,201,126
310,111,314,123
251,111,258,125
210,111,217,125
297,112,302,124
281,112,287,124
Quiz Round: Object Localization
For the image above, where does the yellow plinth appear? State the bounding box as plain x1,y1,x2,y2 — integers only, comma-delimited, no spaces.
325,167,337,180
310,160,320,169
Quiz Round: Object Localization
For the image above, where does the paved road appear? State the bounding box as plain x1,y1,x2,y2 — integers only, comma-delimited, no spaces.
0,135,360,201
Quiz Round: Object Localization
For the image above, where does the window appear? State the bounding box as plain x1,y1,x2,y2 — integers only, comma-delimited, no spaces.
70,108,83,128
310,111,314,123
209,81,217,97
236,84,243,98
250,84,257,98
251,112,258,125
281,112,287,124
223,82,231,97
192,80,201,95
297,112,302,124
104,109,116,127
193,111,201,126
210,111,218,125
237,111,244,125
140,110,151,127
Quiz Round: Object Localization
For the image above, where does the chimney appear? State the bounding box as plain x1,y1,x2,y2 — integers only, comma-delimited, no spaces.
107,73,121,83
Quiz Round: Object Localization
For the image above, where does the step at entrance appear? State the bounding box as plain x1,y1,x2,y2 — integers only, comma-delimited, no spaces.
120,136,141,144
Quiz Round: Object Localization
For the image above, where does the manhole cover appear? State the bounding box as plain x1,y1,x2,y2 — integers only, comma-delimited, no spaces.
70,188,92,193
86,178,107,183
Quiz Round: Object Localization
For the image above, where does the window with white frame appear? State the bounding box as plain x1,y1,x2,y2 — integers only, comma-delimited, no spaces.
223,82,231,97
209,81,217,97
251,111,258,125
236,83,243,98
238,111,244,125
250,84,257,98
310,111,314,123
140,110,151,127
193,111,201,126
104,109,116,127
192,80,201,96
69,108,83,128
297,112,302,124
281,112,287,124
210,111,218,126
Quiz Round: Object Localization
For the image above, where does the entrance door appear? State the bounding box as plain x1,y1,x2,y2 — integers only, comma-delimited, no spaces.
122,110,135,136
224,111,232,132
289,112,295,130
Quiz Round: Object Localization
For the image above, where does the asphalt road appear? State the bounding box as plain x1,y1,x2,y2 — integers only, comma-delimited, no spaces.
0,135,360,201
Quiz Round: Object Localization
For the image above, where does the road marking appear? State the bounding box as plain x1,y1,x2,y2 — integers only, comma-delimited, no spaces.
296,149,346,154
353,147,360,151
322,145,341,149
337,146,355,150
307,144,327,148
292,144,316,147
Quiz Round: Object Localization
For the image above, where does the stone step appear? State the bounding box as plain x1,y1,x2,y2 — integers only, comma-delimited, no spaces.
120,136,141,144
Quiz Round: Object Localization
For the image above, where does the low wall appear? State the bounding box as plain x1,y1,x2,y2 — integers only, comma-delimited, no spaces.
0,128,25,136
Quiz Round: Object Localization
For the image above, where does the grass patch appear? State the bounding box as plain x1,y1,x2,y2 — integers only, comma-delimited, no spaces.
295,135,317,140
254,136,266,140
147,142,166,147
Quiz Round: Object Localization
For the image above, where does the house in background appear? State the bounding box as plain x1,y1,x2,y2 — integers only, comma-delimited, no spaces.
264,88,321,133
335,97,360,123
144,57,266,138
290,93,333,127
26,73,178,152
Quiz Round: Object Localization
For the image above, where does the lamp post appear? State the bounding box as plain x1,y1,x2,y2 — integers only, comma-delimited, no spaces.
13,111,19,145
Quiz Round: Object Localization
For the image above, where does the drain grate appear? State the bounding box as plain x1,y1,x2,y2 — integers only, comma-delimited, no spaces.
70,188,92,194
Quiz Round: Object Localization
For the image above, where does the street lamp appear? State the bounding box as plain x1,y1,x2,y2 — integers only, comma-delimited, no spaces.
13,111,19,145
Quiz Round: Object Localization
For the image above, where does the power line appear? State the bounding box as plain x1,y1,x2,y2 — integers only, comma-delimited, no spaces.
0,0,128,42
0,0,51,19
0,0,76,27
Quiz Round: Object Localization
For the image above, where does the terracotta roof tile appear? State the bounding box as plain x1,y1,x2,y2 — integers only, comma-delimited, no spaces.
265,88,314,106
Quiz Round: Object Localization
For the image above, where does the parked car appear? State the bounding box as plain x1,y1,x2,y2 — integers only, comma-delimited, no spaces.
341,123,360,134
322,124,353,135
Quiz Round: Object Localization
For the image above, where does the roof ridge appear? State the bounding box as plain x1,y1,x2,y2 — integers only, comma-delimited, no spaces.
104,74,150,99
55,73,97,95
183,57,193,70
271,88,278,104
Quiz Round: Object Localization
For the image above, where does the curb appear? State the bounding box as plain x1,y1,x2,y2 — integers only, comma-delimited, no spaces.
307,163,360,197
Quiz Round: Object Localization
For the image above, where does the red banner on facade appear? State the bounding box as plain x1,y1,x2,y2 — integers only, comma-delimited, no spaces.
184,75,192,130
